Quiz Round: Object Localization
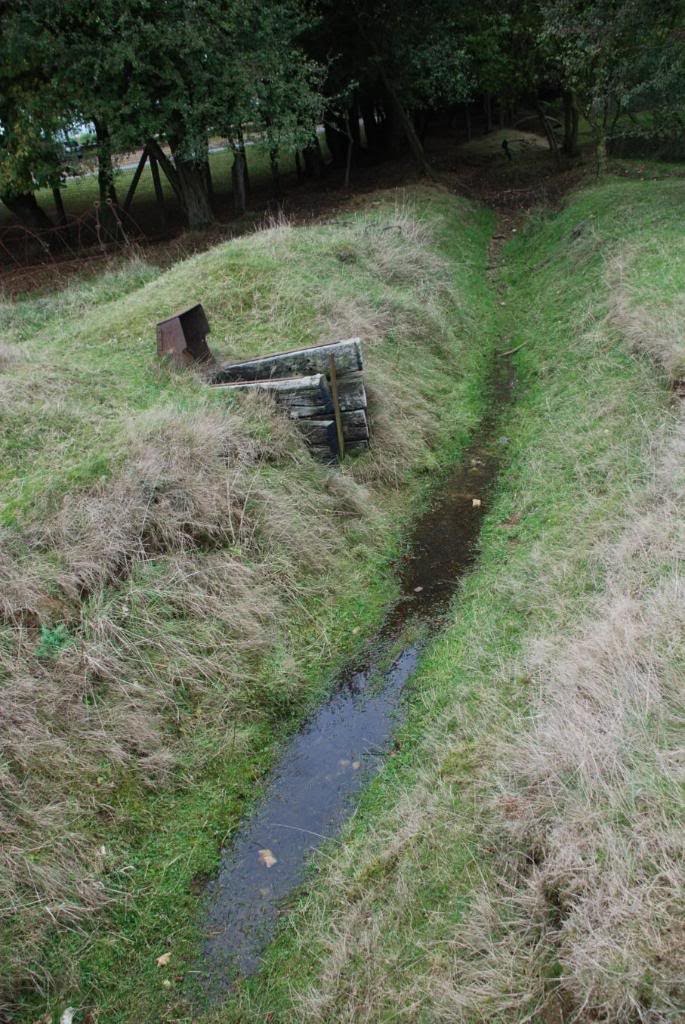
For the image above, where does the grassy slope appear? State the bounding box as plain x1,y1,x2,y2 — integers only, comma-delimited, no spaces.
212,178,685,1023
0,187,499,1020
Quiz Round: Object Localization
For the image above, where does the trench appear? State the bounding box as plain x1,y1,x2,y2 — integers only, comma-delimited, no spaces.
196,353,516,999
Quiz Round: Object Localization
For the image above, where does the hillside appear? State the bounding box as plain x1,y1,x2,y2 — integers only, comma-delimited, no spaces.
0,187,497,1018
208,179,685,1024
2,176,684,1024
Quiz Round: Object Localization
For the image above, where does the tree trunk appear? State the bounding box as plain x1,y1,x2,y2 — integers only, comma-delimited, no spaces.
536,100,561,167
231,145,247,214
52,186,67,226
465,102,472,141
344,130,353,189
204,157,214,207
149,152,167,228
167,136,214,229
237,128,250,192
562,91,580,156
484,93,493,132
595,131,608,175
349,94,362,151
1,191,53,231
360,96,382,153
93,118,118,207
302,134,324,177
269,145,281,204
380,70,434,178
175,158,214,228
324,120,348,167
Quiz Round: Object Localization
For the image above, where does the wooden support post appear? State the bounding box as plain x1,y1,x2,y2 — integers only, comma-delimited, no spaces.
149,151,166,228
123,146,148,213
328,353,345,460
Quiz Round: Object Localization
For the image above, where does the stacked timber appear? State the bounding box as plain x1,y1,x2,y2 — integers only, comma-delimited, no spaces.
210,338,369,458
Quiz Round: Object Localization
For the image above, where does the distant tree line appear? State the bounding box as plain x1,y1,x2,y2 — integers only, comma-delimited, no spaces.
1,0,683,230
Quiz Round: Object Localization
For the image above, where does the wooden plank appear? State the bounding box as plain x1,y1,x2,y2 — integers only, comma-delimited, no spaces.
211,373,367,417
328,352,345,460
298,410,369,446
311,440,370,458
211,374,332,417
123,147,148,213
213,337,363,383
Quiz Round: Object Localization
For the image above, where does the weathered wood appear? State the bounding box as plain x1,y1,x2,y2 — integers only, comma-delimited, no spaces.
213,338,363,384
298,409,369,447
328,353,345,459
149,151,167,227
211,373,367,416
311,439,370,459
123,147,148,213
211,374,332,417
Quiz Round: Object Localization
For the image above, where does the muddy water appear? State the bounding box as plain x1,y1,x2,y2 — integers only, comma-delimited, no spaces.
197,359,515,996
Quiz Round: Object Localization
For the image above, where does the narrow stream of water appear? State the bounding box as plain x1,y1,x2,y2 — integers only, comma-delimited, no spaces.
196,357,515,998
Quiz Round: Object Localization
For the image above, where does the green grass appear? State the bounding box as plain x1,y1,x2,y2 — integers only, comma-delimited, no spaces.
203,177,685,1022
0,186,500,1021
0,141,289,228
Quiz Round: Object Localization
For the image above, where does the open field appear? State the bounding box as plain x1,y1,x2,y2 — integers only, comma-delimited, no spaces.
0,142,290,231
206,177,685,1023
0,186,499,1020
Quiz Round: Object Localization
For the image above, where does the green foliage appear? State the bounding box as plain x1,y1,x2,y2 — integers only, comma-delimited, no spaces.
540,0,685,159
36,624,72,659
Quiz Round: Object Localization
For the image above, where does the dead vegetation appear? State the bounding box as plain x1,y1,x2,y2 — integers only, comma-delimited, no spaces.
0,193,485,1012
274,192,685,1024
437,409,685,1024
608,247,685,381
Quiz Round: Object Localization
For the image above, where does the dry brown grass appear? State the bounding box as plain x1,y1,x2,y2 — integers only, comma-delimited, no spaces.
0,191,483,1012
273,208,685,1024
288,420,685,1024
0,399,372,1003
608,248,685,382
438,408,685,1024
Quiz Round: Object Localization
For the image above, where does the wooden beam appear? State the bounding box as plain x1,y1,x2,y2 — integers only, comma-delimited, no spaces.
123,146,148,213
328,352,345,459
213,338,363,384
298,409,369,447
149,151,167,227
211,373,367,417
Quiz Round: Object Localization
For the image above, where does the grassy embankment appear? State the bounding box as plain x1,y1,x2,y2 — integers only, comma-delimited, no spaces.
212,178,685,1023
0,187,499,1020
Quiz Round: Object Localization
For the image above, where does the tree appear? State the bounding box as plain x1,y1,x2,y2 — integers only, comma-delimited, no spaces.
306,0,472,175
6,0,322,229
540,0,685,172
0,4,67,229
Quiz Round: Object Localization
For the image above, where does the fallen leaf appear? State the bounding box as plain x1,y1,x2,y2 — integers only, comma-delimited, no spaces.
258,848,277,868
60,1010,76,1024
352,761,361,770
413,585,423,592
472,498,482,507
156,951,172,967
162,979,172,989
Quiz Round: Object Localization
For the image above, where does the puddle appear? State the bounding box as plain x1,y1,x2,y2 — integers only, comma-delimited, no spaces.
196,357,515,997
